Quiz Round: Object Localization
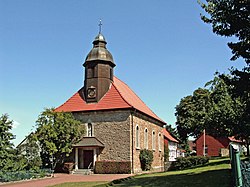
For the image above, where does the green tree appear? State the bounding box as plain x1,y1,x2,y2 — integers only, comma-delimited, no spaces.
0,114,16,171
199,0,250,64
16,133,42,171
35,108,85,170
175,75,242,142
220,68,250,154
175,88,210,142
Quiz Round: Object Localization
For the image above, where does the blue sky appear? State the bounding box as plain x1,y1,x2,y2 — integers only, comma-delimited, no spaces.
0,0,245,146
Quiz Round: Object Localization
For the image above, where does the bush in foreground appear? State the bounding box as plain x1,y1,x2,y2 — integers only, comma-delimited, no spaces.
172,156,209,170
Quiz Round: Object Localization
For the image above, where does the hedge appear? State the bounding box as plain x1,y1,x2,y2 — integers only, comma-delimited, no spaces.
95,161,131,174
172,156,209,170
0,169,51,182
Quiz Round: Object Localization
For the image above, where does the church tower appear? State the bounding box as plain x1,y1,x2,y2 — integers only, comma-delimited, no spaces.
83,31,115,103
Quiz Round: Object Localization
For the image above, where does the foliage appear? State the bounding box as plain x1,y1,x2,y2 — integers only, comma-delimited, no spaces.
0,169,50,182
94,161,131,174
165,124,179,140
35,108,85,170
199,0,250,64
175,74,243,142
172,156,209,170
139,149,153,171
0,114,16,171
16,133,42,171
241,160,250,187
221,68,250,154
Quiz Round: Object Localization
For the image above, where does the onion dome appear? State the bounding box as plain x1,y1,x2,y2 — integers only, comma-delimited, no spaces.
84,33,115,67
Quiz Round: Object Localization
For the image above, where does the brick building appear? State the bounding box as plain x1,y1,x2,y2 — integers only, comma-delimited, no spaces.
55,32,166,173
195,133,242,157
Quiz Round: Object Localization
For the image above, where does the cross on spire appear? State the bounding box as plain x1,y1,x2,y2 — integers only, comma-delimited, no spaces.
99,19,102,34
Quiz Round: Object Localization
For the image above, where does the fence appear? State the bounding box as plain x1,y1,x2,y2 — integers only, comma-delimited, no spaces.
230,144,250,187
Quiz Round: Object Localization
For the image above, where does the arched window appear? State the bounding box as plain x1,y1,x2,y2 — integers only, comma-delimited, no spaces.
152,131,156,150
144,128,148,149
158,133,162,151
136,125,140,149
87,123,93,137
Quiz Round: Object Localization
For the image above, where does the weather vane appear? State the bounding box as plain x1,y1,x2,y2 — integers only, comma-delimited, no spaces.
99,19,102,34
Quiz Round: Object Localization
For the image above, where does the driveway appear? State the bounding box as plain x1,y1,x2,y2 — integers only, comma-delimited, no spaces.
0,173,134,187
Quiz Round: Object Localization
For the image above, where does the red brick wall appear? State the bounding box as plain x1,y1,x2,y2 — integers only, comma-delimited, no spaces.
196,134,229,156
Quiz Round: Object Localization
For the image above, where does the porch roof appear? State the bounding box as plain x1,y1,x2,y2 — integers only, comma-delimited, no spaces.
73,137,105,147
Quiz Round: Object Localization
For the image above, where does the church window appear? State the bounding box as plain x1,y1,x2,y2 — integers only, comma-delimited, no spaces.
144,128,148,149
152,131,156,150
110,68,113,80
158,133,162,151
87,123,93,137
136,125,140,149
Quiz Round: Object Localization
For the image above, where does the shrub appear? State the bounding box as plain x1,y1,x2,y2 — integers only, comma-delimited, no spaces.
95,161,131,174
139,149,153,171
0,169,49,182
172,156,209,170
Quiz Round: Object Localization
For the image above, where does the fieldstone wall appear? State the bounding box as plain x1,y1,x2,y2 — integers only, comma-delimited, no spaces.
132,112,165,173
73,110,131,161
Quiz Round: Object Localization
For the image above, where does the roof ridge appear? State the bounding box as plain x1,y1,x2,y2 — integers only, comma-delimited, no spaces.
114,76,163,122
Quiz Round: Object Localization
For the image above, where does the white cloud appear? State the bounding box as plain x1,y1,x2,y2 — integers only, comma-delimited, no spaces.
12,120,20,129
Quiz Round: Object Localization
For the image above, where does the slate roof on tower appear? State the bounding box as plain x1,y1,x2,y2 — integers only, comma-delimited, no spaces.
55,76,165,124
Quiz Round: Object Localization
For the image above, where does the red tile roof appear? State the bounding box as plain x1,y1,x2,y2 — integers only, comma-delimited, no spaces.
162,128,179,143
55,76,165,124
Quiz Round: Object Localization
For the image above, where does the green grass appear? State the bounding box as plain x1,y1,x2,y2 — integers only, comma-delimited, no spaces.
49,181,108,187
112,158,232,187
50,158,232,187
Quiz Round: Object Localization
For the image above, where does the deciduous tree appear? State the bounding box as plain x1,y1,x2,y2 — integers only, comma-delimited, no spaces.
35,108,85,170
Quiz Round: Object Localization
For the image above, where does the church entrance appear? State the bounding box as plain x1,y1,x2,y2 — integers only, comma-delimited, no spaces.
83,150,94,169
78,149,94,169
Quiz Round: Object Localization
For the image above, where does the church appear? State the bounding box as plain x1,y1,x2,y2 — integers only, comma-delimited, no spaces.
55,30,166,174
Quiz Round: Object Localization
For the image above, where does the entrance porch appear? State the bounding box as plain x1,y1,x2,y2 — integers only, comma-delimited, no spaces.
73,137,104,172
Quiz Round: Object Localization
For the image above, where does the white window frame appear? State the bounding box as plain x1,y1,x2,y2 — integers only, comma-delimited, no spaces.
158,133,162,152
152,131,156,151
87,123,93,137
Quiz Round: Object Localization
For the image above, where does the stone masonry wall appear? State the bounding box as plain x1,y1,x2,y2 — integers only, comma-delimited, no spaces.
73,110,131,161
132,112,165,173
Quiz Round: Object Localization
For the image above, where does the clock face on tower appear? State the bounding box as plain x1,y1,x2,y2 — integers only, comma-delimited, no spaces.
87,87,96,98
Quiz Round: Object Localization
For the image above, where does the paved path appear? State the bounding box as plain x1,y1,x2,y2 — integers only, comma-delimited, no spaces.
0,173,133,187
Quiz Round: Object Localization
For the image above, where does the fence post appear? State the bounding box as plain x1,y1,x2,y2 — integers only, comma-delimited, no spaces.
230,143,243,187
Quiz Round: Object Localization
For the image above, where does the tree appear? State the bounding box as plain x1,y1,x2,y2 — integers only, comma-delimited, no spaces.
199,0,250,64
16,133,42,171
35,108,85,170
220,67,250,154
175,75,242,142
175,88,210,142
0,114,16,171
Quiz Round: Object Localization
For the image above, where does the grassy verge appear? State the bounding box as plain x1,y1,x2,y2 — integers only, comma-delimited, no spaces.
112,157,232,187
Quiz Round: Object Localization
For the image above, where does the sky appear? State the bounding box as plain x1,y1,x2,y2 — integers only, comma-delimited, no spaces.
0,0,246,146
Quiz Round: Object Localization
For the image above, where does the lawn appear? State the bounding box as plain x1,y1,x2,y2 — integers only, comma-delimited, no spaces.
51,158,232,187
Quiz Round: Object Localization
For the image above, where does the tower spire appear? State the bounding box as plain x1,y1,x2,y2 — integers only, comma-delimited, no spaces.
98,19,102,34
